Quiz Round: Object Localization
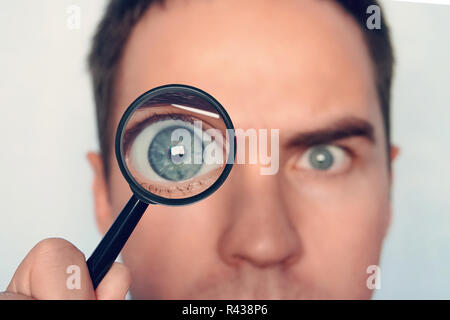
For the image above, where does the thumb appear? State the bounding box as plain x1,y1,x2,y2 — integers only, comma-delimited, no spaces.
6,238,96,300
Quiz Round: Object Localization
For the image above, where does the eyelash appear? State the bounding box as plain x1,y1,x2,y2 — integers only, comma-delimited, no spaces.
123,112,223,196
122,113,198,156
294,143,354,158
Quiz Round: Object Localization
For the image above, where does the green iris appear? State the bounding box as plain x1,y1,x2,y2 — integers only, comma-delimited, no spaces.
148,126,203,181
308,146,334,170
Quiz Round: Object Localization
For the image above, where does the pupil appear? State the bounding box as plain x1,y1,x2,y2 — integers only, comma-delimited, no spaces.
309,146,333,170
148,126,203,181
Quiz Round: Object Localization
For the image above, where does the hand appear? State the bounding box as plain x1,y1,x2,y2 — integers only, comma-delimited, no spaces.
0,238,131,300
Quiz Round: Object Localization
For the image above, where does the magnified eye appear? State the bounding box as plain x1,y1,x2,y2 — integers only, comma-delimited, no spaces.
126,116,222,183
295,145,351,173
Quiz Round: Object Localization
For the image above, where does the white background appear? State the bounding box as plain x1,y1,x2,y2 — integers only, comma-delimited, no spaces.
0,0,449,299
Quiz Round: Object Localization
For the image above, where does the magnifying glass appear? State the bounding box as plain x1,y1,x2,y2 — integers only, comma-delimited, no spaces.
86,84,235,289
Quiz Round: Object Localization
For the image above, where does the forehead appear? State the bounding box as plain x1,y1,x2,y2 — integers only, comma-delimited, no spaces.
114,0,381,135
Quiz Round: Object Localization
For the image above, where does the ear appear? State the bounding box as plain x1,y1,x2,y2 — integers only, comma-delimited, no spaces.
389,145,400,183
87,152,114,235
384,145,400,237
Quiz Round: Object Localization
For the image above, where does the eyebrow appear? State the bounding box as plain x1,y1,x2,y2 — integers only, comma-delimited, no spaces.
286,117,376,148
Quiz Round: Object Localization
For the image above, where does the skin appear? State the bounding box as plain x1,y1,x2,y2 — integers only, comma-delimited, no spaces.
1,0,398,299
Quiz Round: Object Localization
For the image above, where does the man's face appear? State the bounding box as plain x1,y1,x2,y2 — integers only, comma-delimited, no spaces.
97,0,394,299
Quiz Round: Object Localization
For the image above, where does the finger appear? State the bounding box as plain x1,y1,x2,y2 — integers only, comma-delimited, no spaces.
6,238,96,300
0,292,34,300
95,262,131,300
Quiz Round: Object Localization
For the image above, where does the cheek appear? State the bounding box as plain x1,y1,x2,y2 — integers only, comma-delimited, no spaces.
283,159,391,235
119,194,225,298
282,166,390,296
108,153,229,298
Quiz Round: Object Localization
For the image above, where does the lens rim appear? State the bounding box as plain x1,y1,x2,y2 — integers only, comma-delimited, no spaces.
115,84,236,206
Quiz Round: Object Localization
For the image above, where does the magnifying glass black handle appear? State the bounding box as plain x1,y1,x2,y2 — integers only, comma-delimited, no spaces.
86,194,149,289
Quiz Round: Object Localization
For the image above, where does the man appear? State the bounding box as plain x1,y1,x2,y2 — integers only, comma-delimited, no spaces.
1,0,398,299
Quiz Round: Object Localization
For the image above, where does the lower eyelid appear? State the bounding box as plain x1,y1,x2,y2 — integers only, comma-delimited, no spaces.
137,172,218,198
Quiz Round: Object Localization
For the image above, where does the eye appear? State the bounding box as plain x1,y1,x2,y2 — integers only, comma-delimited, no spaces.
126,117,222,183
295,145,351,173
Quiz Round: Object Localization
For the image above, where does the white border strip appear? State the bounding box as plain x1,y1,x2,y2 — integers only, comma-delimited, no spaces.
171,104,220,119
392,0,450,5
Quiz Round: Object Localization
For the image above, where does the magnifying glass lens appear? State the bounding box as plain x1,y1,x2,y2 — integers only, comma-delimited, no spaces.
88,85,234,289
120,89,231,199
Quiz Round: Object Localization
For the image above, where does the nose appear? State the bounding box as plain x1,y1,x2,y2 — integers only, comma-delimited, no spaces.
218,163,302,269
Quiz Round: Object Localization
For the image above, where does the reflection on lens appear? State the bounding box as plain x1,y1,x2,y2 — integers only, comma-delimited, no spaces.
120,88,232,200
